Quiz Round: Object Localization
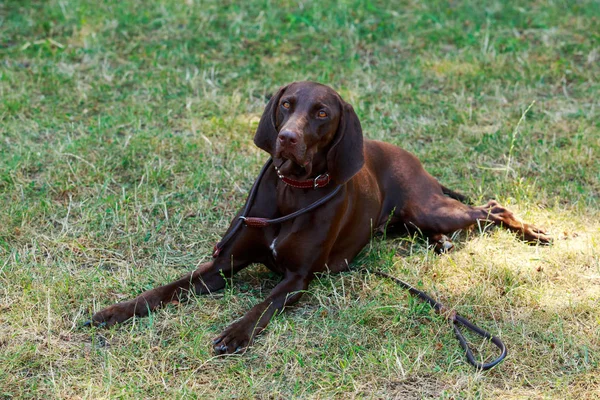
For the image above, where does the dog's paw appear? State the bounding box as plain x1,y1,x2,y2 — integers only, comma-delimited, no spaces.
525,225,552,245
213,320,255,355
87,300,139,328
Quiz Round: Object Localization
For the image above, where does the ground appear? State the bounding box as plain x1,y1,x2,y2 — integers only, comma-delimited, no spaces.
0,0,599,398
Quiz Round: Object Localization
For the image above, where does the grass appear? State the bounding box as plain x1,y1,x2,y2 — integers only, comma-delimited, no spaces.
1,0,599,398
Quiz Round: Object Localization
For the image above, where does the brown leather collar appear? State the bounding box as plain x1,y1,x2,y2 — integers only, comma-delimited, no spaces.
274,164,331,189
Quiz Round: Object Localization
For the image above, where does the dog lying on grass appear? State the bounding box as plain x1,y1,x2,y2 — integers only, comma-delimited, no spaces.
88,81,550,354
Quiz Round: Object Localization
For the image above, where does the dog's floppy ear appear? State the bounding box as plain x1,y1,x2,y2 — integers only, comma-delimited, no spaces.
253,85,288,156
327,102,365,185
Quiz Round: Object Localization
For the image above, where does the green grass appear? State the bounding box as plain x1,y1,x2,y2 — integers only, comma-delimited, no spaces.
1,0,599,398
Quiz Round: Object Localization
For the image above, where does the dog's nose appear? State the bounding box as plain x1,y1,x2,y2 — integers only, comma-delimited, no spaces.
277,130,299,147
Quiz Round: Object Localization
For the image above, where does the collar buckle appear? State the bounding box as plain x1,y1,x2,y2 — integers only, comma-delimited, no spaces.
313,173,329,189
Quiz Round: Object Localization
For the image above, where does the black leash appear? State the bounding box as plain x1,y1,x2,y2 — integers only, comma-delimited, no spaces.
212,158,274,257
213,157,507,370
212,158,342,257
368,270,507,370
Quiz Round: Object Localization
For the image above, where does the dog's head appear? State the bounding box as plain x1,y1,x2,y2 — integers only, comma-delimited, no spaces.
253,81,364,185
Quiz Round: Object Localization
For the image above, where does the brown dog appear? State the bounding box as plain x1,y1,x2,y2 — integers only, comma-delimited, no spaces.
90,81,550,354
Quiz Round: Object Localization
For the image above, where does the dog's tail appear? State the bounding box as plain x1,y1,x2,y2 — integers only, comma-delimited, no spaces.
441,185,470,204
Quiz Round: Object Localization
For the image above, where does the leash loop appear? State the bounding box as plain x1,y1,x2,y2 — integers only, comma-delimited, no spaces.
452,314,507,370
371,270,507,370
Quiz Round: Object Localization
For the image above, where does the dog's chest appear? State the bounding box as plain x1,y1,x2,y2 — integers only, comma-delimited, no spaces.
263,221,301,267
269,237,278,259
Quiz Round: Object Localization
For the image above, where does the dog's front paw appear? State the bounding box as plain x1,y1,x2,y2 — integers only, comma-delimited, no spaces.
213,319,255,355
86,300,139,328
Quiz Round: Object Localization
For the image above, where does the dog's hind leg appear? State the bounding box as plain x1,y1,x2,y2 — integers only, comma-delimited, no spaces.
406,196,551,246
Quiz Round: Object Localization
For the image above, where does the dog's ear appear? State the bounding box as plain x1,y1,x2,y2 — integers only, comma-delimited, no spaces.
327,102,365,185
253,85,288,156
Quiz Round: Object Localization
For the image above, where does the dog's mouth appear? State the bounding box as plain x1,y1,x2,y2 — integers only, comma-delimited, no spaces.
276,154,313,177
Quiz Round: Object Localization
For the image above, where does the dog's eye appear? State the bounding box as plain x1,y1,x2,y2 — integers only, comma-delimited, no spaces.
317,110,328,118
282,101,291,109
